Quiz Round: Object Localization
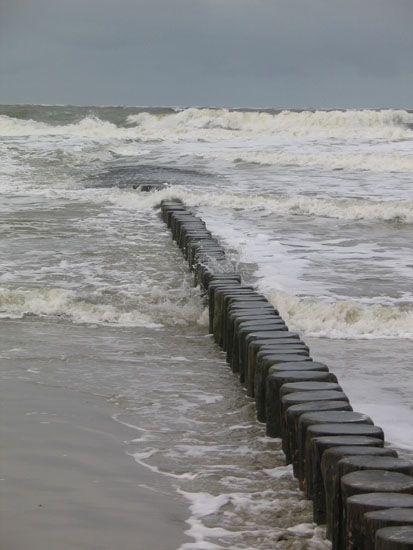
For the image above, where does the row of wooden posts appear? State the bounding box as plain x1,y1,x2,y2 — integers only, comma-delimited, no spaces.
160,198,413,550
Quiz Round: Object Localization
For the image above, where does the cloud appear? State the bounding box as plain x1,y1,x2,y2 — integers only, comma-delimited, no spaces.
0,0,412,107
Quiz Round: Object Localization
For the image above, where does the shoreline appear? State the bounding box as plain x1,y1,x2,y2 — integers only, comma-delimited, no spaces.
0,378,188,550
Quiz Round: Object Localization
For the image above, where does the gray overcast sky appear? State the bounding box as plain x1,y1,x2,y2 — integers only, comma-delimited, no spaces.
1,0,412,108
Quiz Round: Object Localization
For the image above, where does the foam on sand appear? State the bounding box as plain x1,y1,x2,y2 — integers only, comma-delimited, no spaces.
177,489,330,550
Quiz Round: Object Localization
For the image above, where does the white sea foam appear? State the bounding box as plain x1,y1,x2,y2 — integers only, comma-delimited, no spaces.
263,465,295,480
177,489,330,550
223,149,413,172
2,108,413,142
3,110,413,176
0,286,207,328
269,291,413,339
111,186,413,224
131,449,198,480
0,115,134,139
0,287,161,327
126,108,413,139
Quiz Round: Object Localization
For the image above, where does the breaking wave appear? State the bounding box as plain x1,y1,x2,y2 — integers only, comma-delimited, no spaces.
268,291,413,339
0,286,207,328
2,108,413,141
3,109,413,173
127,108,413,139
0,114,135,139
113,186,413,224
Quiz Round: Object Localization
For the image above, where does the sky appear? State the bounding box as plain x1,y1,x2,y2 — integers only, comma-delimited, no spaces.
1,0,413,108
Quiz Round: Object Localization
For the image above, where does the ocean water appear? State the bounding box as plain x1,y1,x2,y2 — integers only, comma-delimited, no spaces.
0,104,412,548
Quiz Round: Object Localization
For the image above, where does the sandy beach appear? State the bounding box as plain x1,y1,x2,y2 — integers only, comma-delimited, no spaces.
0,378,187,550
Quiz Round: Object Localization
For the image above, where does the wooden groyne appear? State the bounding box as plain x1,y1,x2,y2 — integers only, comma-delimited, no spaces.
160,199,413,550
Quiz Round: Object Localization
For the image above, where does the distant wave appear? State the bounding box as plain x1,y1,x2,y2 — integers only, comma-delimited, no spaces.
1,108,413,141
126,108,413,139
3,109,413,174
268,291,413,339
120,187,413,224
0,115,134,139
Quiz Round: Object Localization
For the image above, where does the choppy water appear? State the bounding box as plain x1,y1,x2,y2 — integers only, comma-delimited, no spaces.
0,104,412,548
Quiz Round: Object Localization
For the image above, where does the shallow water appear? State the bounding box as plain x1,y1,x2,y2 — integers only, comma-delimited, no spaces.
0,104,412,547
0,316,330,549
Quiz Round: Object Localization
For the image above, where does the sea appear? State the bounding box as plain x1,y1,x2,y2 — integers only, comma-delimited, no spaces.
0,104,412,549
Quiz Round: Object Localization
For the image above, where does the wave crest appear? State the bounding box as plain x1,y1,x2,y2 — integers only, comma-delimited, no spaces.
114,186,413,224
1,108,413,141
0,286,207,328
268,291,413,339
126,108,413,138
0,115,133,139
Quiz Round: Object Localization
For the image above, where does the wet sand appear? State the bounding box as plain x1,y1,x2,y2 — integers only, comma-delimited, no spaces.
0,378,188,550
